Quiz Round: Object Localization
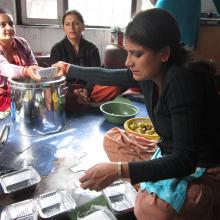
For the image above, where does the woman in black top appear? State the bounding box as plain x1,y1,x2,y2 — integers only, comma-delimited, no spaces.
53,9,220,220
50,10,100,67
50,9,121,105
50,10,100,105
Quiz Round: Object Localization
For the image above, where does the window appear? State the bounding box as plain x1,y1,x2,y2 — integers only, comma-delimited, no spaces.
26,0,57,19
19,0,66,25
141,0,154,10
18,0,136,27
68,0,132,28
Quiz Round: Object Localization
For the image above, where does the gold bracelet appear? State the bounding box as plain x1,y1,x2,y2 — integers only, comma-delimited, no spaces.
117,162,122,179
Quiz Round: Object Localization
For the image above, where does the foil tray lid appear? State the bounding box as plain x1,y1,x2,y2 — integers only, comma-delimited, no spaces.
36,189,76,218
0,167,41,194
1,189,76,219
1,199,38,220
102,180,137,215
38,67,59,80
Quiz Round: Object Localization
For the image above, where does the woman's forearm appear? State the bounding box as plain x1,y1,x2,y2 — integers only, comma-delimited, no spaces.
0,58,23,78
67,64,138,87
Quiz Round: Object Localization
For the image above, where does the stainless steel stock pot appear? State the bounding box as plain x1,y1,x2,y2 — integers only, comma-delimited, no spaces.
8,76,66,136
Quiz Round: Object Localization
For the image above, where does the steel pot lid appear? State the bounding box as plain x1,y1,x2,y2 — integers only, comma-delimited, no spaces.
8,76,66,89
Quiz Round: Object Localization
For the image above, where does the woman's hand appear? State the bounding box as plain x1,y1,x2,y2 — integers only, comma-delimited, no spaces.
52,61,70,76
73,88,90,105
79,162,119,191
24,65,41,81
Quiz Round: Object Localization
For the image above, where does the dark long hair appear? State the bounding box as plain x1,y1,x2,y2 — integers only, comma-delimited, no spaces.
62,9,84,25
0,8,12,15
125,8,216,76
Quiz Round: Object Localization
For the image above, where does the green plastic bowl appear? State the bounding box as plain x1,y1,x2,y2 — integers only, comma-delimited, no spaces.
100,102,139,125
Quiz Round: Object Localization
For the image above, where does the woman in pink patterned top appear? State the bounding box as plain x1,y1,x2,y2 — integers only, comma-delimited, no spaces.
0,8,40,111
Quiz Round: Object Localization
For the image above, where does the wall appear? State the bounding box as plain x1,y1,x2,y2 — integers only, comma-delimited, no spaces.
0,0,111,62
0,0,219,61
197,25,220,70
201,0,218,13
0,0,14,13
15,25,111,62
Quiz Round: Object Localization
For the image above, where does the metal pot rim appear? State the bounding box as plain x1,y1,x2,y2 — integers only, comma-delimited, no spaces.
8,76,66,89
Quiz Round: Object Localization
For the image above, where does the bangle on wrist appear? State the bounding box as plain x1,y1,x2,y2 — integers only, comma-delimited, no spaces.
117,162,122,179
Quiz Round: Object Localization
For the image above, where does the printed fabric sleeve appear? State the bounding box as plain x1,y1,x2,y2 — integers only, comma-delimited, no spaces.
0,55,23,78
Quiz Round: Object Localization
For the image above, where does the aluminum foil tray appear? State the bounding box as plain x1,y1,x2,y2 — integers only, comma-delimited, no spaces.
102,180,137,215
39,67,59,80
36,189,76,218
0,167,41,194
1,199,38,220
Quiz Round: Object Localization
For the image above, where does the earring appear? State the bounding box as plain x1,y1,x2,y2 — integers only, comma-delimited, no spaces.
161,57,168,62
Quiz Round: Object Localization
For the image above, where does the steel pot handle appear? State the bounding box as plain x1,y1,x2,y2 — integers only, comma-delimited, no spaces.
0,124,10,148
